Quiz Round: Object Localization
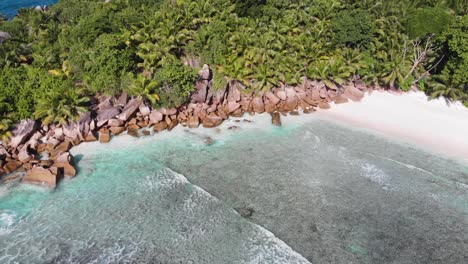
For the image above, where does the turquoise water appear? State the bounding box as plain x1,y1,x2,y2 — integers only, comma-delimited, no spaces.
0,0,57,18
0,115,467,263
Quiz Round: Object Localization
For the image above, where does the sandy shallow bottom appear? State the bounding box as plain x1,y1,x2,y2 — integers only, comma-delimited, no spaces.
0,93,467,263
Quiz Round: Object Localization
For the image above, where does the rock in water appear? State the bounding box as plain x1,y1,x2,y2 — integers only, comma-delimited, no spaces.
187,116,200,128
109,126,126,136
153,121,168,132
271,112,282,126
53,152,76,177
99,128,111,143
23,166,62,188
202,114,223,128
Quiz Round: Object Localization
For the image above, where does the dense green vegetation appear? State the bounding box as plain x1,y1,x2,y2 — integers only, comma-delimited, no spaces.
0,0,466,135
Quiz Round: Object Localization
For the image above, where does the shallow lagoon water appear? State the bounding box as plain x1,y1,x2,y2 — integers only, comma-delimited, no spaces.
0,114,467,263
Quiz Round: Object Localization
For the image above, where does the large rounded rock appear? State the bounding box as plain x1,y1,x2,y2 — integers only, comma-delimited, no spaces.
202,114,223,128
53,152,76,177
187,116,200,128
276,90,287,101
109,126,126,136
108,119,124,127
149,110,164,124
264,99,277,113
3,160,22,173
9,119,38,149
99,128,111,143
264,91,280,105
23,166,62,188
18,146,34,163
226,101,241,114
344,85,365,102
153,121,168,132
252,97,265,113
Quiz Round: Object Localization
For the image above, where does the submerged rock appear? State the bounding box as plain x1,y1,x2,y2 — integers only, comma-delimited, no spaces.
235,207,255,218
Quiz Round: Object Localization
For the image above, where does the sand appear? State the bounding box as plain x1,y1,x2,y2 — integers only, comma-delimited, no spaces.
315,91,468,163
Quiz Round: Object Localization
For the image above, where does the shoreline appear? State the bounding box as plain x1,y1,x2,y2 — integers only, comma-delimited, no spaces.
315,91,468,163
1,65,467,188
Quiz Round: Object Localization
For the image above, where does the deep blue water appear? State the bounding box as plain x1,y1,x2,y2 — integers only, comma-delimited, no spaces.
0,0,57,18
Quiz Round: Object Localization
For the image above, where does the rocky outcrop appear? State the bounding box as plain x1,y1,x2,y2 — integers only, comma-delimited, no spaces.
0,32,12,43
252,97,265,113
116,98,141,121
18,146,34,163
0,62,379,189
153,121,168,132
344,85,365,102
9,120,38,149
202,114,223,128
109,126,126,136
3,160,22,174
191,64,212,104
96,107,120,127
149,110,164,124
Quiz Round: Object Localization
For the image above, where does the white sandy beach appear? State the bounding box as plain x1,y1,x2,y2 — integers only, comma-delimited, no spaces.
315,91,468,162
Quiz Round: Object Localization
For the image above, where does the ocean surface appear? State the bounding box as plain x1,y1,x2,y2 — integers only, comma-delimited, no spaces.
0,114,467,263
0,0,57,18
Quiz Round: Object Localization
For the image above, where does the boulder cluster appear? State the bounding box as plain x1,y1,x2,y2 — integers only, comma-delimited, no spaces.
0,64,368,188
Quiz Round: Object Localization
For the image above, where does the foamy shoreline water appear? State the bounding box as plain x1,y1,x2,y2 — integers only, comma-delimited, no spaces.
72,90,468,165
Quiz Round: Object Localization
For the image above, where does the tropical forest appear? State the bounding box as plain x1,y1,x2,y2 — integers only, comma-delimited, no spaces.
0,0,467,135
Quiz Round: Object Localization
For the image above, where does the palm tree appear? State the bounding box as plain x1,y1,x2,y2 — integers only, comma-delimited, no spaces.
126,74,160,106
34,86,89,125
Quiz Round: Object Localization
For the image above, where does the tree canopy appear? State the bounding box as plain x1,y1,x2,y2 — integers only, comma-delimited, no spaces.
0,0,466,134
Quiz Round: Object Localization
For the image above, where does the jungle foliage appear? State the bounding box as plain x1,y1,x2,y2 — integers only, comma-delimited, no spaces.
0,0,466,133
